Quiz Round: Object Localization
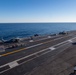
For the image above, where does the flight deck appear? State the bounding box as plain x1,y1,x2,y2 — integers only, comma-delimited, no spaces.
0,31,76,75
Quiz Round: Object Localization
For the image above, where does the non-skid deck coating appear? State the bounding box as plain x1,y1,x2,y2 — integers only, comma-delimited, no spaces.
0,31,76,75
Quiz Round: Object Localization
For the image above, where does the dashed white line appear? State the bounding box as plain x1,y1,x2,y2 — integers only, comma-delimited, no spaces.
8,61,19,68
49,47,56,50
68,40,73,43
26,43,43,49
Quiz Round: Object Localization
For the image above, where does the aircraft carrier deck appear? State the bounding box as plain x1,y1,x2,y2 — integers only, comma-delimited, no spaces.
0,31,76,75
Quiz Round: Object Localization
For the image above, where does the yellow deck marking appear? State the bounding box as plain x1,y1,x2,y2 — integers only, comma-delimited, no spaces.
1,48,26,56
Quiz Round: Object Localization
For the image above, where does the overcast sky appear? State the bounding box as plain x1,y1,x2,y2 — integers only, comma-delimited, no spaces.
0,0,76,23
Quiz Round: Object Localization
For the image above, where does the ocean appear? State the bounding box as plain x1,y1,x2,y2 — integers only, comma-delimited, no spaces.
0,23,76,40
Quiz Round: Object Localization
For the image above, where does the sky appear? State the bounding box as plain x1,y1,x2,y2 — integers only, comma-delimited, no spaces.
0,0,76,23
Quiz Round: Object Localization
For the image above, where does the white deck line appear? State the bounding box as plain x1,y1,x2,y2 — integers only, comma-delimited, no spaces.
26,43,43,49
8,61,19,68
68,40,73,43
49,47,56,50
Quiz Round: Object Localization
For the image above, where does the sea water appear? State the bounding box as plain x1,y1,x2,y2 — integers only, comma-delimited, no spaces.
0,23,76,40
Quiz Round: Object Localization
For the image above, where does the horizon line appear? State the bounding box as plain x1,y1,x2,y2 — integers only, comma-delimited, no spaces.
0,22,76,23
